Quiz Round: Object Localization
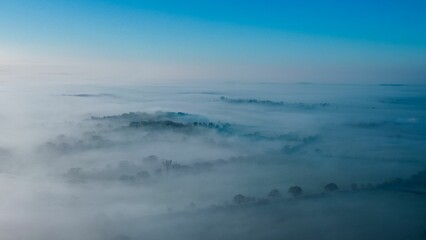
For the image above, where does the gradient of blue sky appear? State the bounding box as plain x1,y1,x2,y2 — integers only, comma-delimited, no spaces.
1,0,425,83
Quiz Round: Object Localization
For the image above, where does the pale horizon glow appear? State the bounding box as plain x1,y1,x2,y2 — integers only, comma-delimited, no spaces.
0,1,425,83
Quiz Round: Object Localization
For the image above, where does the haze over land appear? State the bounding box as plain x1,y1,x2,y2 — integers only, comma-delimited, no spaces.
1,1,426,239
0,82,425,239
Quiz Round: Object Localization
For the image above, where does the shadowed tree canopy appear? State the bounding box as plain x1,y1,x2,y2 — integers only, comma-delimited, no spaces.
268,189,282,200
233,194,246,205
163,160,173,172
324,183,339,192
288,186,303,197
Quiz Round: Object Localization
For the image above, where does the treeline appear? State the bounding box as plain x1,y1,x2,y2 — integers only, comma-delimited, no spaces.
92,111,194,122
228,183,338,207
220,96,330,110
128,119,232,133
211,171,426,210
64,155,236,183
167,169,425,213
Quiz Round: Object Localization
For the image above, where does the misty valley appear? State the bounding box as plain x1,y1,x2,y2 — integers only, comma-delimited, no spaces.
0,82,425,240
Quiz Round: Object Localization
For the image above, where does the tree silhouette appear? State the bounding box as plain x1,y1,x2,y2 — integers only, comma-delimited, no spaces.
163,160,173,172
268,189,282,200
351,183,358,191
288,186,303,197
233,194,246,205
324,183,339,192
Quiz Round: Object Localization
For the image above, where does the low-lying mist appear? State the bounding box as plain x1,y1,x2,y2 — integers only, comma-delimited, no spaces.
0,82,425,240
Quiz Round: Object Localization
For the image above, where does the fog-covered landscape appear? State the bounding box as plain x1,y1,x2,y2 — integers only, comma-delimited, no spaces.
0,82,425,239
1,1,426,239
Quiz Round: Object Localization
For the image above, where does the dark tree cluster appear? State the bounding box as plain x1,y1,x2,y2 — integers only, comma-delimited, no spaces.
93,111,193,122
128,118,232,135
230,183,342,208
347,170,426,196
324,183,339,193
204,171,426,213
192,121,231,133
351,170,426,193
232,186,305,207
40,133,112,154
288,186,303,197
268,189,282,200
233,194,256,205
129,120,187,129
220,96,330,109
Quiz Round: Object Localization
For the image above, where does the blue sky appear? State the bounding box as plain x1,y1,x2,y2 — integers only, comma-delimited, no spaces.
1,0,425,83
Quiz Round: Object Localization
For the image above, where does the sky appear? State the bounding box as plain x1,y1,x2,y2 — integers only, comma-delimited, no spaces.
0,0,426,83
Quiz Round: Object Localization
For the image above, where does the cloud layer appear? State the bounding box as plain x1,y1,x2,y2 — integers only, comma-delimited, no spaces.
0,82,425,239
